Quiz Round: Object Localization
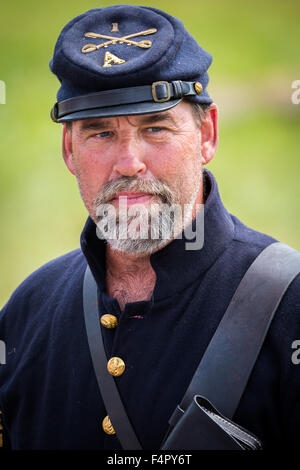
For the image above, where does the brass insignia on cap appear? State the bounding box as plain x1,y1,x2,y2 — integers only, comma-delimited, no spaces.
81,28,158,53
111,23,119,33
103,51,126,68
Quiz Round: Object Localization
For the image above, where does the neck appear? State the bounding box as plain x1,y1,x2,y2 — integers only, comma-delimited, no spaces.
105,246,156,311
106,245,153,280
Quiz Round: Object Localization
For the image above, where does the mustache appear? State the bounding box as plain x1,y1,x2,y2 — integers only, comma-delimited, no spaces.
94,176,176,207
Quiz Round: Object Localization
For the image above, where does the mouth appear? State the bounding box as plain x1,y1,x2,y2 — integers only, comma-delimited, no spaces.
111,191,154,206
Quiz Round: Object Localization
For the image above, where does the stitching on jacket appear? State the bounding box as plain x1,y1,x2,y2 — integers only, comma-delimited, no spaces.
201,406,261,447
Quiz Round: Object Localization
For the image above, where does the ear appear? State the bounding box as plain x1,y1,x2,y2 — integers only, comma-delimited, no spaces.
199,104,218,166
62,124,75,175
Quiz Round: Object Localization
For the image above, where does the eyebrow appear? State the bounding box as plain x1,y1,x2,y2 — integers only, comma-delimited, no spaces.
137,113,176,126
78,120,114,132
78,112,176,133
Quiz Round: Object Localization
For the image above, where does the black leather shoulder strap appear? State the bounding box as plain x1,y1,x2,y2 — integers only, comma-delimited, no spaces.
83,266,142,450
179,242,300,419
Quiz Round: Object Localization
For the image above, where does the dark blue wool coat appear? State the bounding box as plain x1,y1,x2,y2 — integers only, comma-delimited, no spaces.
0,171,299,450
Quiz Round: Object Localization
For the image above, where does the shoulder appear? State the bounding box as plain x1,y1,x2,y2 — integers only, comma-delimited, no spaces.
0,248,86,326
224,214,300,339
230,213,300,309
0,249,88,412
231,213,277,251
230,214,300,365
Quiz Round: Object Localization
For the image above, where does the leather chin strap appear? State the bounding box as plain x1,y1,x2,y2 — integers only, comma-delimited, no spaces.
83,241,300,450
51,80,201,122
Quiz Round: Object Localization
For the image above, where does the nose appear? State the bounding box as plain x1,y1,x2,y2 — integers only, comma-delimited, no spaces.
112,135,147,177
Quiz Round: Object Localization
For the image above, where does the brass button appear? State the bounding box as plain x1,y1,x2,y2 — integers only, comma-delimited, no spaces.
194,81,203,95
102,415,116,435
100,314,118,329
107,357,126,377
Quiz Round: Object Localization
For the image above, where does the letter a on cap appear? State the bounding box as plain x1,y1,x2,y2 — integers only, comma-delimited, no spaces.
103,51,126,68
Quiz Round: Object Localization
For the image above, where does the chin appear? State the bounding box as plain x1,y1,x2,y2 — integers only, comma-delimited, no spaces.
106,237,172,256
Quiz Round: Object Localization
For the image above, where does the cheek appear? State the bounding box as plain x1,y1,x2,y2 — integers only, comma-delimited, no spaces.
76,143,111,176
147,140,200,181
73,150,111,205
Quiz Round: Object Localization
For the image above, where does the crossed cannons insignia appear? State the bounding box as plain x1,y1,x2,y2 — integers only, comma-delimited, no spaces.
81,24,158,68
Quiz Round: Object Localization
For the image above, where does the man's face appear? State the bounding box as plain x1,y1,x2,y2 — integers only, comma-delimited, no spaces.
63,100,217,254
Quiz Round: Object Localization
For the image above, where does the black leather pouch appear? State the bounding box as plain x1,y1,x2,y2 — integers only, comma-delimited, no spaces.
161,395,262,450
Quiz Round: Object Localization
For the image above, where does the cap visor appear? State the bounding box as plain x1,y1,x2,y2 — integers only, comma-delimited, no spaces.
57,98,182,122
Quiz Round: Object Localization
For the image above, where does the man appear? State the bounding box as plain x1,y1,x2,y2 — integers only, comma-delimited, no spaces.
0,5,299,450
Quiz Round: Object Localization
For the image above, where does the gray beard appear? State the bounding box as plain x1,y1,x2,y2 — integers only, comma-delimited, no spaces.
96,183,201,255
96,206,177,254
94,172,202,255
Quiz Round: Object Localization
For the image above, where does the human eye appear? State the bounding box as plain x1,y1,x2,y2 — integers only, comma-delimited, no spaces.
146,126,165,133
95,131,113,138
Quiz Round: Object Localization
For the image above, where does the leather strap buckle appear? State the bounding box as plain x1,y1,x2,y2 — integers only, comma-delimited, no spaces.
50,103,59,122
152,81,171,103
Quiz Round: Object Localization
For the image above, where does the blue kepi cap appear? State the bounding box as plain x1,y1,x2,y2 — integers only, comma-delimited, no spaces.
49,5,213,122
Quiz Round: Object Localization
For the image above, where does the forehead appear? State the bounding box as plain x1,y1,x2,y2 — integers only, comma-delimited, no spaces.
73,100,195,132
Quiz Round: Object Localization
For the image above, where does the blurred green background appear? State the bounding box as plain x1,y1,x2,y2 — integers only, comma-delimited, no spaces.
0,0,299,307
